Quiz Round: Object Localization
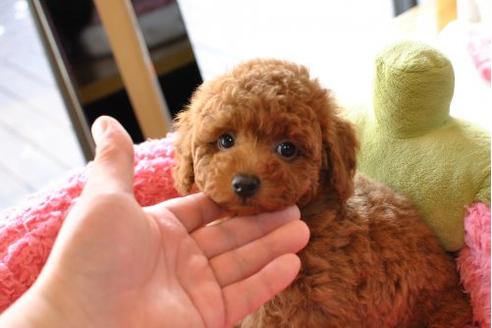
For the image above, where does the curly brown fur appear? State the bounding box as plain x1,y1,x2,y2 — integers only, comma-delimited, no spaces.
173,59,472,327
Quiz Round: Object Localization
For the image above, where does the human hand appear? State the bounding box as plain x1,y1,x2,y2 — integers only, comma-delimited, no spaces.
0,116,309,328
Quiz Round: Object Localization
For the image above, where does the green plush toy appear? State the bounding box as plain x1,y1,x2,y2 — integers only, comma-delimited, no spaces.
350,41,490,251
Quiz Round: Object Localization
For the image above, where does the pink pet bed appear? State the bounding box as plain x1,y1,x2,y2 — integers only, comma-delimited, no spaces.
0,134,489,327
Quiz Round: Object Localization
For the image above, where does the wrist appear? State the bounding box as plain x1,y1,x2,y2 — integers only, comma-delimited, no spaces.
0,279,93,328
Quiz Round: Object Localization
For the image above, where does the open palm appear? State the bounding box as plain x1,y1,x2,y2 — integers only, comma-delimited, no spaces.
16,117,309,328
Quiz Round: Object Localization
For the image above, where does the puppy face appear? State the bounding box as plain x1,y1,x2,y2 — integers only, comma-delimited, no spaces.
173,59,357,215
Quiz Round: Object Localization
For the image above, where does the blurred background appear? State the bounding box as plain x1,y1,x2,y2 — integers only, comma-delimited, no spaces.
0,0,490,209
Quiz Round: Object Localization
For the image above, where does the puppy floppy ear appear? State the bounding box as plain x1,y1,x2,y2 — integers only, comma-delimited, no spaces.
322,111,359,203
173,109,195,195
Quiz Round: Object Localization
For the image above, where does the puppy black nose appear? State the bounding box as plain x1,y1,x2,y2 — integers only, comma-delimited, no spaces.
232,175,260,198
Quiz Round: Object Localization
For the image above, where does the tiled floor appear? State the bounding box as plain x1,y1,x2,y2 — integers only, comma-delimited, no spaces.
0,0,84,210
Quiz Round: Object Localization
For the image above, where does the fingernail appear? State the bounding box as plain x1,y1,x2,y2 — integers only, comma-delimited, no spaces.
91,117,111,144
287,205,301,220
276,205,301,220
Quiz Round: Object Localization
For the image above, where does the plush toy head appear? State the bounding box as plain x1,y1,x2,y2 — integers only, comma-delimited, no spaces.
373,41,454,138
352,41,490,251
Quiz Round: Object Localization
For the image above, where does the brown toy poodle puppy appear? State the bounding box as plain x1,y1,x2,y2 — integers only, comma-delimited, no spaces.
172,59,472,327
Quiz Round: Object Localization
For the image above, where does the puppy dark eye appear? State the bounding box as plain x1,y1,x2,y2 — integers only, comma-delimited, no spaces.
276,142,297,159
217,134,235,150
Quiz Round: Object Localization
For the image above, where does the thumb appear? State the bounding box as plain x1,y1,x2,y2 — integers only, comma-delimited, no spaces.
85,116,135,195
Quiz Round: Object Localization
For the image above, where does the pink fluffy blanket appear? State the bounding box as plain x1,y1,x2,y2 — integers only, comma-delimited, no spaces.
0,134,489,327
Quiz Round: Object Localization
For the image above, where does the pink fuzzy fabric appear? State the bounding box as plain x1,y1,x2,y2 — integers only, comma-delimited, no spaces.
0,133,489,328
467,26,491,84
0,135,178,312
458,203,491,328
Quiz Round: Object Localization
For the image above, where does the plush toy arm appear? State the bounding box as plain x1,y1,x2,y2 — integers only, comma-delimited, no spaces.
0,135,178,312
475,171,490,204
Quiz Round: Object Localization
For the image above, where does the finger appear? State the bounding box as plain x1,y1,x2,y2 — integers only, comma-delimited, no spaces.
147,193,228,232
223,253,301,327
210,220,309,287
85,116,135,195
192,206,301,258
